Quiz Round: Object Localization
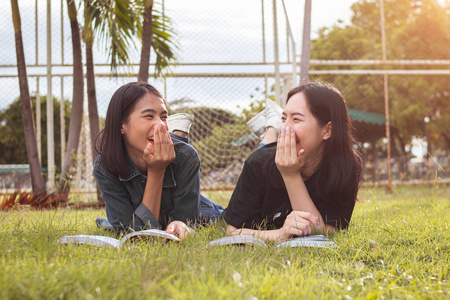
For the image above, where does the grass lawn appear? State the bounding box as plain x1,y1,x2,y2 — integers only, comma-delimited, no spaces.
1,185,449,299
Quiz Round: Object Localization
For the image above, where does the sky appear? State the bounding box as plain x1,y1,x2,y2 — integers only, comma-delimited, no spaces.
0,0,359,114
2,0,441,161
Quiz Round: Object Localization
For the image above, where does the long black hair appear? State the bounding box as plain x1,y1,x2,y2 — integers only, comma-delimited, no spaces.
264,82,362,205
96,82,165,176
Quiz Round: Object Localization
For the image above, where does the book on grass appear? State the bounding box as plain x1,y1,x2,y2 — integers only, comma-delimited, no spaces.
203,234,336,248
58,229,180,249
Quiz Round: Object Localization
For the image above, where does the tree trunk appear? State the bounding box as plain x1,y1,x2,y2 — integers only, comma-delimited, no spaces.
85,37,103,203
85,40,100,162
10,0,46,195
138,0,153,82
59,0,84,195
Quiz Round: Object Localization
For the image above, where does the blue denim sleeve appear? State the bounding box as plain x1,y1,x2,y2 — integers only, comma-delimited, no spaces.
167,147,201,224
94,164,160,232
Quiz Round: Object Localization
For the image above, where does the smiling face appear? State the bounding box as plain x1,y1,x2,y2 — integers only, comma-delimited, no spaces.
121,93,168,161
281,92,331,169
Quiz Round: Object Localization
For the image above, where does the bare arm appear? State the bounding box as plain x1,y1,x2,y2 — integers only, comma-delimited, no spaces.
142,124,175,221
227,210,323,241
276,127,335,232
226,224,283,241
141,171,165,221
281,173,335,232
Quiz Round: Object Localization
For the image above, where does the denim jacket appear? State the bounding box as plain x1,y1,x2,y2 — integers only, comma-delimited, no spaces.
94,133,200,232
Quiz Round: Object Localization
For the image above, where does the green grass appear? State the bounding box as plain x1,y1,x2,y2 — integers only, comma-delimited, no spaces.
1,185,449,299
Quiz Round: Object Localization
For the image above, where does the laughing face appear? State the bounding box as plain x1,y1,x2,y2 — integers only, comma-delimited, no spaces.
280,92,331,168
121,93,169,159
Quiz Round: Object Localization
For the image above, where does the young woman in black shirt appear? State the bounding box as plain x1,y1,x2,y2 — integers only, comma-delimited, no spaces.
224,82,362,241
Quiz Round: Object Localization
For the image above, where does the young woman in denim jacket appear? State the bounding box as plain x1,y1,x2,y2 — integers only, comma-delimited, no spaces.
224,82,363,241
94,82,222,237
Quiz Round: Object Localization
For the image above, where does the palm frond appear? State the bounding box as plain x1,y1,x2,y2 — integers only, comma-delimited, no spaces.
150,9,178,77
82,0,178,76
84,0,140,74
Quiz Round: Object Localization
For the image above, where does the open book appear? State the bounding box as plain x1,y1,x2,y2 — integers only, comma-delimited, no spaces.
204,235,336,248
58,229,180,249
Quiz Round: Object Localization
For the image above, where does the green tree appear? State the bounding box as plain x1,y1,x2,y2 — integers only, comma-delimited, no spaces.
0,96,71,173
10,0,46,194
311,0,450,150
181,107,236,143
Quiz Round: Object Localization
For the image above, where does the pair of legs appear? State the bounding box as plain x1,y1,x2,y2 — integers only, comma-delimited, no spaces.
168,102,282,221
167,113,193,138
169,114,225,224
173,130,188,138
258,127,278,148
169,106,281,221
168,130,225,224
246,99,283,149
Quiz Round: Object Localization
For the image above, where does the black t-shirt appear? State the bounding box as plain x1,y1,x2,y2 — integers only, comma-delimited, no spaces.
223,143,355,230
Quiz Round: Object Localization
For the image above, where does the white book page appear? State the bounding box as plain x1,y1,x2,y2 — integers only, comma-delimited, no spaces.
293,235,328,241
204,235,268,248
58,235,120,248
119,229,180,247
277,238,337,248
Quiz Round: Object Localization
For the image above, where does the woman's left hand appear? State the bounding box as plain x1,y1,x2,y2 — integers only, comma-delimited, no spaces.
275,126,305,177
166,221,192,239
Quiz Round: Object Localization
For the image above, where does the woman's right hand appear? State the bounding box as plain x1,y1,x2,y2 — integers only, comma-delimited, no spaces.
277,211,320,241
143,124,175,173
166,221,192,239
275,126,305,177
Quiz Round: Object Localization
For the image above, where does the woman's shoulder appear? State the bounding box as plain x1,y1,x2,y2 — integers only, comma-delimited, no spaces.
93,154,122,183
171,136,200,165
93,154,114,176
94,154,104,171
246,142,276,166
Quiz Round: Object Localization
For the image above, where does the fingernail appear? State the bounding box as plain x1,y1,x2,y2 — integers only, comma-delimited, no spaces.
291,128,294,133
317,226,320,230
300,149,305,155
282,128,285,133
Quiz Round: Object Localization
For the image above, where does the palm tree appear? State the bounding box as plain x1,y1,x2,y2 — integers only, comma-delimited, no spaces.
58,0,177,196
86,0,143,73
59,0,84,195
10,0,46,194
138,0,177,81
84,0,141,202
138,0,153,82
83,0,102,202
84,1,99,164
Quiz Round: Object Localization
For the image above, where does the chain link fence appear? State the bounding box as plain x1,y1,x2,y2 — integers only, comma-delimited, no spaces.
1,0,449,193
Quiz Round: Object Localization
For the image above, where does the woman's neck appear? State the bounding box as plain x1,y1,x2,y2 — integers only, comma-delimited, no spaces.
301,151,323,180
125,147,148,175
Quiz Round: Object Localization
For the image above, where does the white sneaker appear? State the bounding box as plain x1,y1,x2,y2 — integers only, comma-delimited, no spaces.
246,108,267,136
168,113,194,134
265,99,283,130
